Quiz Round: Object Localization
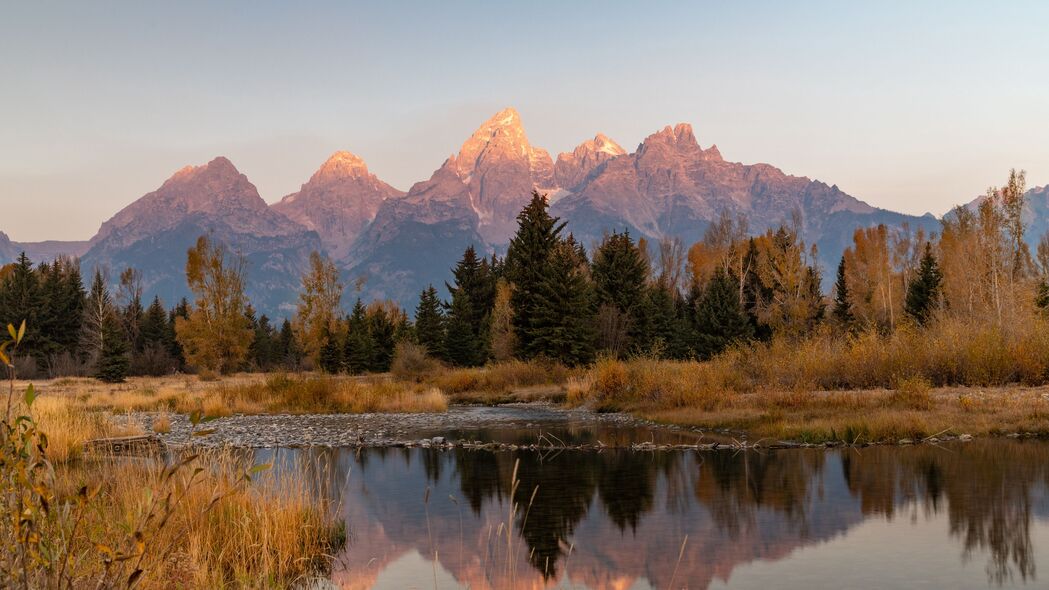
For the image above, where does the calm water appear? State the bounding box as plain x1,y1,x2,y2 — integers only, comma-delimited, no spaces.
260,430,1049,589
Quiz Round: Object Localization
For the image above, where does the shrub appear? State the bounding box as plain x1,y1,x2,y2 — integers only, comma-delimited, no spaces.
391,341,440,381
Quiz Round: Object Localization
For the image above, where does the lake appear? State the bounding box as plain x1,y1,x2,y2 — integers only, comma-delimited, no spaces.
258,419,1049,589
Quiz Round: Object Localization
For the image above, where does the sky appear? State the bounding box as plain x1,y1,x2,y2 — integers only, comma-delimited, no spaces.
2,1,1048,241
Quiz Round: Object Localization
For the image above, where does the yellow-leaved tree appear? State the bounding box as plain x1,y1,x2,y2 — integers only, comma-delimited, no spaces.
292,251,344,364
174,235,253,373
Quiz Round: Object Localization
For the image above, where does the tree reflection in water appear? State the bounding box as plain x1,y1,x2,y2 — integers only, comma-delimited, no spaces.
266,438,1049,588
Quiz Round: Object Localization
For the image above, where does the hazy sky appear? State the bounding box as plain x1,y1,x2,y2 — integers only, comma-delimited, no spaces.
2,1,1048,241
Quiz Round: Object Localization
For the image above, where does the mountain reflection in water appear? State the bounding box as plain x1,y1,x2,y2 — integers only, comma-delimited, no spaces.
259,439,1049,589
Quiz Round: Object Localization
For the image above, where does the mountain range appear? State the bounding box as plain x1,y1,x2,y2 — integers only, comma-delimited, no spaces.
2,107,1028,317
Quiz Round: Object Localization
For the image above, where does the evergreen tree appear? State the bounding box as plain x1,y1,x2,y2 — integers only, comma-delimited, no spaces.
592,231,651,353
318,326,343,373
447,246,496,329
343,300,374,374
444,290,481,366
693,268,753,359
367,305,398,372
167,298,189,369
95,313,130,383
505,191,565,359
904,242,943,326
414,285,446,358
529,241,596,366
0,252,43,358
51,259,86,357
832,255,854,327
277,318,302,370
646,281,684,359
140,296,169,347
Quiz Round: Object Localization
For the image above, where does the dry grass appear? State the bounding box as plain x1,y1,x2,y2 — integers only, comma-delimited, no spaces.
24,372,448,418
48,449,341,588
425,359,578,403
151,413,172,434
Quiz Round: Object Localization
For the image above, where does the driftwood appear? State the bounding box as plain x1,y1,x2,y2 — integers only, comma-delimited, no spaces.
83,434,166,457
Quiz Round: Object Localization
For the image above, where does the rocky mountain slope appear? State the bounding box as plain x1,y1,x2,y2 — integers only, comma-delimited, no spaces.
80,157,321,316
272,151,403,261
4,108,969,316
550,123,939,274
345,108,559,304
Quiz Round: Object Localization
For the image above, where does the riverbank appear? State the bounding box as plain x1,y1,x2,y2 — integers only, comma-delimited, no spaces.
22,364,1049,449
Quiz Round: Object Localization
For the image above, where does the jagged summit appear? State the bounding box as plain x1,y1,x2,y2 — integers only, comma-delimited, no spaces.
312,150,371,180
272,151,403,261
554,133,626,189
91,156,289,248
80,157,320,316
17,109,945,316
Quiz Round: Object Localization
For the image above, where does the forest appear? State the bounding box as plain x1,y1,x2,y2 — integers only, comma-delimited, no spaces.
1,170,1047,396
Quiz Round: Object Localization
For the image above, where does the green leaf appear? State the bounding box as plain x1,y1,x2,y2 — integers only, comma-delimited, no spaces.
23,384,36,408
249,463,271,475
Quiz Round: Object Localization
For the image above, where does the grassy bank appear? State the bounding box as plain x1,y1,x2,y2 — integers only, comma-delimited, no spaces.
27,319,1049,447
564,317,1049,442
28,372,447,419
0,386,343,589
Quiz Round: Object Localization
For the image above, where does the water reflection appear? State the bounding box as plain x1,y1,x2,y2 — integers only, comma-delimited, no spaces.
260,439,1049,589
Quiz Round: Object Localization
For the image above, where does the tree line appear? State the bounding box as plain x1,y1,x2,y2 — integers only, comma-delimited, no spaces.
1,170,1041,380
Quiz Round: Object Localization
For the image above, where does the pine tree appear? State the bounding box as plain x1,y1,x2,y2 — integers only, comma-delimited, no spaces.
646,281,683,358
318,326,344,373
343,300,374,374
904,242,943,326
0,252,43,358
832,255,854,327
414,285,446,359
592,231,651,353
277,318,301,370
529,241,596,366
444,290,481,366
367,304,398,372
447,246,496,329
167,298,189,369
95,313,130,383
505,191,565,359
693,268,753,359
140,296,169,347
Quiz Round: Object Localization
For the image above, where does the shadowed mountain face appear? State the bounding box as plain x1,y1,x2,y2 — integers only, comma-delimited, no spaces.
265,438,1049,590
79,157,322,317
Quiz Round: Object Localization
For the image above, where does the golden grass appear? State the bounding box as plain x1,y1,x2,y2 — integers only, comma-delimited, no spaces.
25,372,448,418
49,449,341,588
426,359,578,403
151,413,172,434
